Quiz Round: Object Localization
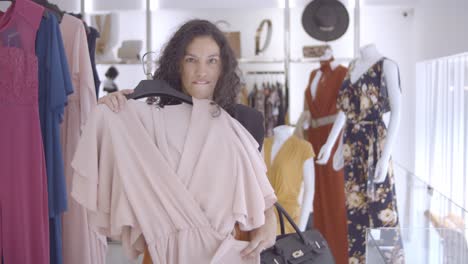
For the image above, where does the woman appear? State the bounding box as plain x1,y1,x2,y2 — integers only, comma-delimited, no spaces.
97,19,277,261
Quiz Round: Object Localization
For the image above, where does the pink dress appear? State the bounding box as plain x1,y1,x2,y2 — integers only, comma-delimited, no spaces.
71,99,277,263
0,1,50,263
59,14,106,264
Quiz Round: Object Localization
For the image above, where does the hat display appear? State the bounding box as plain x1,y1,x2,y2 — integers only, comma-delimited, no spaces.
301,0,350,42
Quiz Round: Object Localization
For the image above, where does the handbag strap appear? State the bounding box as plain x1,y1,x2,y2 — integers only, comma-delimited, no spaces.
274,202,308,245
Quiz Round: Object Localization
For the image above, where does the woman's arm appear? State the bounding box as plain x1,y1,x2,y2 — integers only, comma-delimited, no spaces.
241,206,277,258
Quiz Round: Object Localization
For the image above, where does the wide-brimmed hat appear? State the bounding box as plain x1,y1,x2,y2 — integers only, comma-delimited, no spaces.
301,0,350,42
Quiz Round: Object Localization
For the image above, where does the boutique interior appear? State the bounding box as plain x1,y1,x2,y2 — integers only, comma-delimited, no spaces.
1,0,468,263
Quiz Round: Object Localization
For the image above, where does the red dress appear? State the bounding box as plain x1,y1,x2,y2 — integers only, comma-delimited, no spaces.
0,1,50,263
305,62,349,264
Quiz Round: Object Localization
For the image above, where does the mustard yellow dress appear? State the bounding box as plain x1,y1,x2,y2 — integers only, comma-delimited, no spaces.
264,136,315,234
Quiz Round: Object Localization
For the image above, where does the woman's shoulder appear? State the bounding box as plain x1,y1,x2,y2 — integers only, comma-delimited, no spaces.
231,104,265,150
232,104,263,121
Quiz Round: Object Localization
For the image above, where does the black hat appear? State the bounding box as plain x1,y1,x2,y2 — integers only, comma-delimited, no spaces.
301,0,350,42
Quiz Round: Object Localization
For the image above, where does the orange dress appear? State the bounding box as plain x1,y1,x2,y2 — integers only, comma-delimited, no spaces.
304,62,349,264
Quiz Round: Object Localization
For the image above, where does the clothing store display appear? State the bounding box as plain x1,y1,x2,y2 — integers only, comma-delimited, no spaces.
59,14,107,264
87,26,100,98
263,136,314,234
248,81,285,137
71,99,276,263
261,203,335,264
337,58,403,263
0,1,50,263
301,0,349,41
304,61,349,264
36,8,74,264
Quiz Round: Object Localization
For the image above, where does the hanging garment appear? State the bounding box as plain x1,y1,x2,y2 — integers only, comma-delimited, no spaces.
276,84,286,126
71,99,276,264
59,14,107,264
304,62,349,264
0,1,50,263
238,84,249,106
141,103,266,264
263,136,314,234
337,58,403,264
87,26,100,98
36,11,74,264
264,86,281,137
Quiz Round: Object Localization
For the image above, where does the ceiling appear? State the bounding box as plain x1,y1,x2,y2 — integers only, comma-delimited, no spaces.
154,0,420,9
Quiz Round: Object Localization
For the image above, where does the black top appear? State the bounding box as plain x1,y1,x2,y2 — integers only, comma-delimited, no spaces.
232,104,265,151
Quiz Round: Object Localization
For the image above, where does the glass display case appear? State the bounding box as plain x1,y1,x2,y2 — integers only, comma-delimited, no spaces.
366,227,468,264
366,163,468,264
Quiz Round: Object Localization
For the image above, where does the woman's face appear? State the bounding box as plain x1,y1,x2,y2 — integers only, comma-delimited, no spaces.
180,36,222,100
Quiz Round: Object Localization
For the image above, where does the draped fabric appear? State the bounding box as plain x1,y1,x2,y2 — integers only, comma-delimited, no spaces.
71,99,276,263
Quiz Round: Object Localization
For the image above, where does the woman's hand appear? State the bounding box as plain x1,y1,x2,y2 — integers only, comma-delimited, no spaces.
97,89,134,112
241,206,277,259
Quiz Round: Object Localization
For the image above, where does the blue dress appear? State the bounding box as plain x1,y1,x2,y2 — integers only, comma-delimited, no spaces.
36,12,74,264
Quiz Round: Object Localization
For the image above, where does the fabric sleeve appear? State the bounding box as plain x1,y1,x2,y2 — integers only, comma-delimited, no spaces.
70,106,143,258
48,15,73,120
228,116,277,231
75,21,97,130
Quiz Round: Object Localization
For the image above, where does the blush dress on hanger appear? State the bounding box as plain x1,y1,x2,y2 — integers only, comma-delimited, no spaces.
71,99,277,264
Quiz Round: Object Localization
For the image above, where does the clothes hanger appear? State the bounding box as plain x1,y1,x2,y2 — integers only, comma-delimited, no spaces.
32,0,63,22
127,51,193,106
125,79,193,106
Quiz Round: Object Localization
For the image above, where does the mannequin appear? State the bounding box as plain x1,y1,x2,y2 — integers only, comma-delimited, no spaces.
316,43,403,263
268,125,314,231
295,48,350,264
309,48,339,98
317,43,401,183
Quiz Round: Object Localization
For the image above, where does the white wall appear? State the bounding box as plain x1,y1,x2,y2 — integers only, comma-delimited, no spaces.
414,0,468,62
360,6,417,173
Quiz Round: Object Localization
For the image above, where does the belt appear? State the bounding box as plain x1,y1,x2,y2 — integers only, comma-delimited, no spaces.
309,114,337,128
255,19,272,55
346,118,384,126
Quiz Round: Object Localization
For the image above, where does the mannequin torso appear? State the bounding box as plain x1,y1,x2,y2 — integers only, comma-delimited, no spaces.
317,43,402,183
270,125,315,231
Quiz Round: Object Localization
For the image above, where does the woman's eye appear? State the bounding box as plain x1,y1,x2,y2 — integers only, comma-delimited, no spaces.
209,58,219,64
185,57,196,63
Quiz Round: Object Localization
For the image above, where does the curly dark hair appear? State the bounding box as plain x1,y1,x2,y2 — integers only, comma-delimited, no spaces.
154,19,240,115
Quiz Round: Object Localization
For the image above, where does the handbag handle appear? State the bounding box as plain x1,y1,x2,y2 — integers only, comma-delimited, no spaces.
274,202,309,245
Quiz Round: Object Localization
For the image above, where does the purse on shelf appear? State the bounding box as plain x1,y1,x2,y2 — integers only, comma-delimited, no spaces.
261,203,335,264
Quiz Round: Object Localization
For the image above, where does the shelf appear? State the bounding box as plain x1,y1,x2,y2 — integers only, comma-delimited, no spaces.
97,61,142,66
237,58,285,64
290,57,354,64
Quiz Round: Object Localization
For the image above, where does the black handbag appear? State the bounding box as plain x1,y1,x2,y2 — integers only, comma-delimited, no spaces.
260,203,335,264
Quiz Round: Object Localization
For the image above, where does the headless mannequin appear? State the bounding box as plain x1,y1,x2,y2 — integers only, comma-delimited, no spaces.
316,43,401,183
270,125,314,231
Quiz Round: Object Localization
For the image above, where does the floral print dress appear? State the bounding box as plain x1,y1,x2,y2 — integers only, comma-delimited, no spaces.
337,58,404,264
